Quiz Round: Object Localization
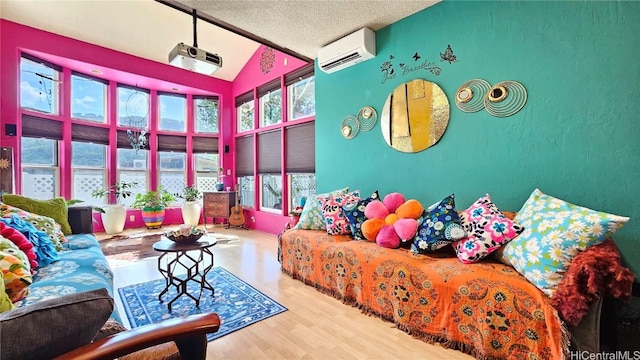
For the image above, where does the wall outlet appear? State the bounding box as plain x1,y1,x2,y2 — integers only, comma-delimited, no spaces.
226,169,231,176
129,215,135,221
251,216,256,222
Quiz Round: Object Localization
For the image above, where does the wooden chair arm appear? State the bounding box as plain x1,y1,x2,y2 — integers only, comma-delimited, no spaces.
54,313,221,360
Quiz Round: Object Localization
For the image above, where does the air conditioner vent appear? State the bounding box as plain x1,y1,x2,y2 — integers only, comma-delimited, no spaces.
320,52,362,71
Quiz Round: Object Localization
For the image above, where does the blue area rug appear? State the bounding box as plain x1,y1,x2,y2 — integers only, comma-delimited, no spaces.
118,267,287,341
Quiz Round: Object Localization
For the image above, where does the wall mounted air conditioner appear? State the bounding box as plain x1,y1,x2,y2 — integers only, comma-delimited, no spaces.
318,28,376,74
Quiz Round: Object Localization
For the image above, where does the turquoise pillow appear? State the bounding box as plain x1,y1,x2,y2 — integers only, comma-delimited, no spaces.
411,194,466,254
294,187,348,230
503,189,629,297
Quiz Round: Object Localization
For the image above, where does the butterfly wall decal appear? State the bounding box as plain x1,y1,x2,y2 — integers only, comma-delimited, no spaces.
440,44,457,64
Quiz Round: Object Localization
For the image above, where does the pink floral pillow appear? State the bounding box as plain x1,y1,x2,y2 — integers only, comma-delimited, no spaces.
318,190,361,235
453,194,523,264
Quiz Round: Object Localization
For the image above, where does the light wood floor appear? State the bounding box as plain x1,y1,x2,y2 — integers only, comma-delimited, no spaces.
100,225,473,360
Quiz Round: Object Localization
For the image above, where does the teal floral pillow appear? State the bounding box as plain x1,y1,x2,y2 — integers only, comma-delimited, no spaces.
503,189,629,297
294,187,348,230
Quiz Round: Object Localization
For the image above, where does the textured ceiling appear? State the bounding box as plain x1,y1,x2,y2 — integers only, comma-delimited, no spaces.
176,0,441,59
0,0,440,82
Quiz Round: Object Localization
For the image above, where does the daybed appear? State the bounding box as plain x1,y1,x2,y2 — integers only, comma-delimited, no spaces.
279,228,628,360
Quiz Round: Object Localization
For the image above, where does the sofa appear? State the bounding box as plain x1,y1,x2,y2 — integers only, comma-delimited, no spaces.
0,203,220,360
14,207,119,320
279,228,630,359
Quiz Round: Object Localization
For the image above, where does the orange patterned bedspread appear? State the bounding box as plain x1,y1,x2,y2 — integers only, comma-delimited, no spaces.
280,229,568,360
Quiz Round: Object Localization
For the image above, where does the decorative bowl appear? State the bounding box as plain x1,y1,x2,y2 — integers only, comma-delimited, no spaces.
164,228,206,244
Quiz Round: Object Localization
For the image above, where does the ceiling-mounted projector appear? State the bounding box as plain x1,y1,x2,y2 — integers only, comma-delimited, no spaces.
169,43,222,75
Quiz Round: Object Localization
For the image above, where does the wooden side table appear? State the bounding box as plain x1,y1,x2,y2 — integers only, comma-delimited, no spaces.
203,191,236,228
152,238,217,311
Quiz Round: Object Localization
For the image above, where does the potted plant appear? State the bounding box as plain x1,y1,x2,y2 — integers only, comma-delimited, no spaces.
176,185,202,226
289,206,303,227
91,181,138,234
215,167,225,191
130,186,176,229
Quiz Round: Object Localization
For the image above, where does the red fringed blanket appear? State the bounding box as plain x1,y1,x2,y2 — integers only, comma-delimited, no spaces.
551,239,635,326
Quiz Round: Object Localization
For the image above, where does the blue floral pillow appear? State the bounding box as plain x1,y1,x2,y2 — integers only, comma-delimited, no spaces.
0,215,60,267
342,190,380,240
503,189,629,297
411,194,466,254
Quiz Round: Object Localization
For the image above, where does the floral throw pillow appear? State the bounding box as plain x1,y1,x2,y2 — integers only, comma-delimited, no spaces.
0,237,33,303
503,189,629,297
411,194,466,254
318,191,361,235
0,203,66,251
294,187,349,230
342,190,380,240
452,194,524,264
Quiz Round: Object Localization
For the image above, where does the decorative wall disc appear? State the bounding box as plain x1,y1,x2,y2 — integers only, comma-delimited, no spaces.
357,106,377,131
381,79,450,153
484,80,527,117
341,115,359,139
455,79,490,113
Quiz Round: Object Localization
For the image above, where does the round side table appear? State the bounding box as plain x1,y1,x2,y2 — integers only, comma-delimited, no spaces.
152,238,217,311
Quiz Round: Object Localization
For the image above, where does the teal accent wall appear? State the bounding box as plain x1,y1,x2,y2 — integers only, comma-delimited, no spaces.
315,1,640,276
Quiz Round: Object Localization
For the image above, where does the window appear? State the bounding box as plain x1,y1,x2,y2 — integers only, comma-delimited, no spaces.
71,73,106,123
235,135,254,208
259,88,282,127
285,122,315,211
258,78,282,128
195,96,219,133
158,152,185,204
158,93,186,131
195,153,219,192
237,100,254,133
289,174,316,211
288,76,315,120
117,148,148,206
261,175,282,212
235,90,254,133
71,142,106,207
239,176,255,208
20,54,60,115
117,85,149,128
21,138,58,199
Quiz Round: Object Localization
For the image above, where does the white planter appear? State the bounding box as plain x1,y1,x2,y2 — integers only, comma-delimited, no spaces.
101,204,126,234
181,201,202,226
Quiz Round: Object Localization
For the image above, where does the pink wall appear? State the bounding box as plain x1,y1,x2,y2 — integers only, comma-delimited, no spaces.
1,20,311,235
0,20,233,232
230,45,309,233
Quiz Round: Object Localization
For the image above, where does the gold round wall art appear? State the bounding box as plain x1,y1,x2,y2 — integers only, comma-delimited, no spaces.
381,79,450,153
357,106,377,131
341,115,359,139
455,79,491,113
484,80,527,117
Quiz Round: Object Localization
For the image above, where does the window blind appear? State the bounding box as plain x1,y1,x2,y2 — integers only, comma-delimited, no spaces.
286,122,315,173
71,123,109,145
258,130,281,174
157,134,186,152
257,79,281,98
284,63,314,86
235,91,253,107
116,129,148,149
192,136,219,153
235,135,254,177
21,115,62,140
